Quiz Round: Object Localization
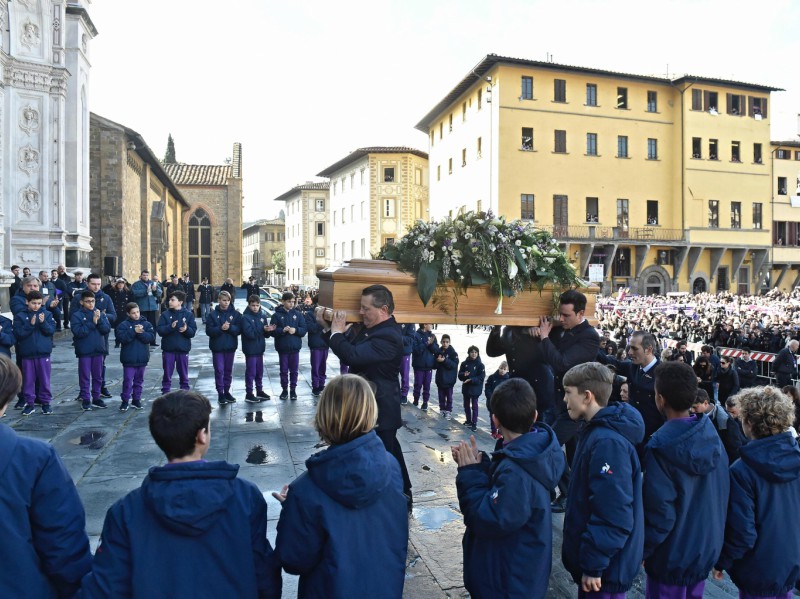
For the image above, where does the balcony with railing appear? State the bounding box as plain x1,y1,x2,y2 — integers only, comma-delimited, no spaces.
538,225,685,242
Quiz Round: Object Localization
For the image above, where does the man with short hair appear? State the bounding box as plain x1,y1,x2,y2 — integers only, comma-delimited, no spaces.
65,271,87,330
77,390,282,598
131,270,162,347
242,276,259,299
8,265,21,297
734,348,758,388
197,277,214,323
774,339,799,388
38,270,62,329
317,284,412,507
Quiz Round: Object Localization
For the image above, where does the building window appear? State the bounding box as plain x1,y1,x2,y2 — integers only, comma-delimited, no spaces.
350,205,354,221
586,83,597,106
647,138,658,160
340,208,345,224
585,197,598,222
448,158,453,174
776,149,790,160
692,137,702,158
360,168,365,184
753,203,762,229
439,122,443,139
316,222,324,236
778,177,788,195
727,93,745,116
586,133,597,156
315,248,325,257
341,177,346,191
616,87,628,109
449,114,453,132
462,101,467,122
750,96,767,118
188,209,212,284
613,248,631,277
522,127,533,151
731,201,741,229
477,137,482,158
646,201,658,225
708,200,719,228
617,136,628,158
350,173,355,188
361,238,366,257
554,79,566,102
430,131,434,147
554,130,567,153
384,199,395,217
477,88,482,110
361,201,365,219
520,194,535,220
415,168,422,185
705,91,719,112
521,76,533,100
731,141,741,162
265,232,275,242
437,165,440,181
646,91,657,112
315,199,325,212
795,151,800,160
709,139,718,160
691,89,702,111
383,237,395,246
617,199,629,232
754,143,762,164
383,167,395,183
351,240,355,259
462,148,467,166
332,182,337,195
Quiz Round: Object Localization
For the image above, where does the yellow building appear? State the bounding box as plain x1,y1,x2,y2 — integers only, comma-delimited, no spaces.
242,218,285,285
416,54,782,295
770,141,800,290
273,183,329,287
316,147,429,261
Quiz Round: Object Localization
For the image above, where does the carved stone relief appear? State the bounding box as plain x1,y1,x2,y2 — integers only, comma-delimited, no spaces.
20,20,40,49
19,185,40,216
18,145,39,175
19,104,40,134
17,249,43,264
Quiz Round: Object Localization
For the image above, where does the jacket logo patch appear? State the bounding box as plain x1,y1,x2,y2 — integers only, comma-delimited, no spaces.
490,489,499,504
601,462,613,475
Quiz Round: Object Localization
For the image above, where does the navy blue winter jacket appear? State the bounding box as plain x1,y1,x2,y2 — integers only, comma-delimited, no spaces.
562,402,645,593
0,314,15,356
156,307,197,354
433,345,459,388
0,423,91,599
304,310,328,350
270,306,307,353
206,305,242,353
643,414,730,585
241,308,272,356
77,461,281,599
14,308,56,359
70,289,116,327
115,317,154,367
10,289,30,316
715,432,800,596
411,329,438,370
458,356,485,397
457,424,566,599
275,431,408,599
71,307,111,357
484,370,510,411
401,323,416,355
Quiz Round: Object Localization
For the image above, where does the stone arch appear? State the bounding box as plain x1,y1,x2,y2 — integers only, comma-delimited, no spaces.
187,207,214,283
638,265,672,296
183,203,219,229
691,271,709,294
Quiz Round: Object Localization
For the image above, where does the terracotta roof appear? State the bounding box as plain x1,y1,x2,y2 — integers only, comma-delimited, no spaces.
415,54,784,132
317,147,428,177
244,218,285,230
162,164,233,186
272,182,329,203
772,140,800,148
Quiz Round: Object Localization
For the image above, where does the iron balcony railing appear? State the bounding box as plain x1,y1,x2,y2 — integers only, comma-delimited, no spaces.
538,225,685,242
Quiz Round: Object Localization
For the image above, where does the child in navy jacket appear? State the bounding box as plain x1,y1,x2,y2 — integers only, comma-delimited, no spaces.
205,290,242,405
71,290,111,412
644,361,729,597
484,360,509,439
115,302,155,411
453,378,565,599
270,292,307,400
713,385,800,597
156,290,197,395
411,324,437,410
305,300,329,397
14,291,56,415
561,362,645,595
458,345,485,431
0,312,16,357
433,334,458,419
241,295,276,403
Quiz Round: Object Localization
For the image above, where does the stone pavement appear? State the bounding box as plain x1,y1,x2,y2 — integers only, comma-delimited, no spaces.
4,325,750,597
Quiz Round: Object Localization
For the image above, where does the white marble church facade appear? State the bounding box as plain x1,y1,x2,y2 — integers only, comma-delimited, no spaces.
0,0,96,275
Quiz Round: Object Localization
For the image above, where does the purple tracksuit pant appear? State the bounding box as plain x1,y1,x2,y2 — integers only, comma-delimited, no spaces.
212,351,235,393
279,352,299,390
22,357,52,405
400,355,411,399
645,578,705,599
310,348,328,389
162,352,190,394
121,366,146,401
578,591,627,599
463,393,480,425
413,369,432,403
339,360,349,374
245,355,264,393
437,386,453,412
79,355,104,400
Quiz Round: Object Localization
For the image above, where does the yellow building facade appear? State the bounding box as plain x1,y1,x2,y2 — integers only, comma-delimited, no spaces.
770,141,800,290
273,183,329,287
242,218,285,285
417,55,782,295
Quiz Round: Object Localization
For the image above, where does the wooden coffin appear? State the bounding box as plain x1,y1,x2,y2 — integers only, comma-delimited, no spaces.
317,259,597,326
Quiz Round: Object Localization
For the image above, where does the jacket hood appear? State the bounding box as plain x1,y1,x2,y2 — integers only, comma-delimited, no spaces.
495,423,564,488
739,431,800,483
590,402,645,446
142,461,238,536
305,431,397,509
647,414,724,475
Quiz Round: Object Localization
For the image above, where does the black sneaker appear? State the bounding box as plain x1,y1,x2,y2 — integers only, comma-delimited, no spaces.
311,387,321,397
256,390,270,401
100,388,112,399
289,389,298,400
22,405,36,416
218,393,229,405
81,400,92,411
421,402,428,412
400,397,408,405
41,404,53,415
279,389,288,400
245,393,259,403
119,402,129,412
412,399,419,407
224,391,237,403
550,496,567,514
14,398,26,409
131,400,143,410
92,398,108,409
470,423,477,432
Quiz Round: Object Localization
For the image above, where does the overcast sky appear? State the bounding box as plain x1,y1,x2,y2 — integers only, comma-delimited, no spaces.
87,0,800,222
